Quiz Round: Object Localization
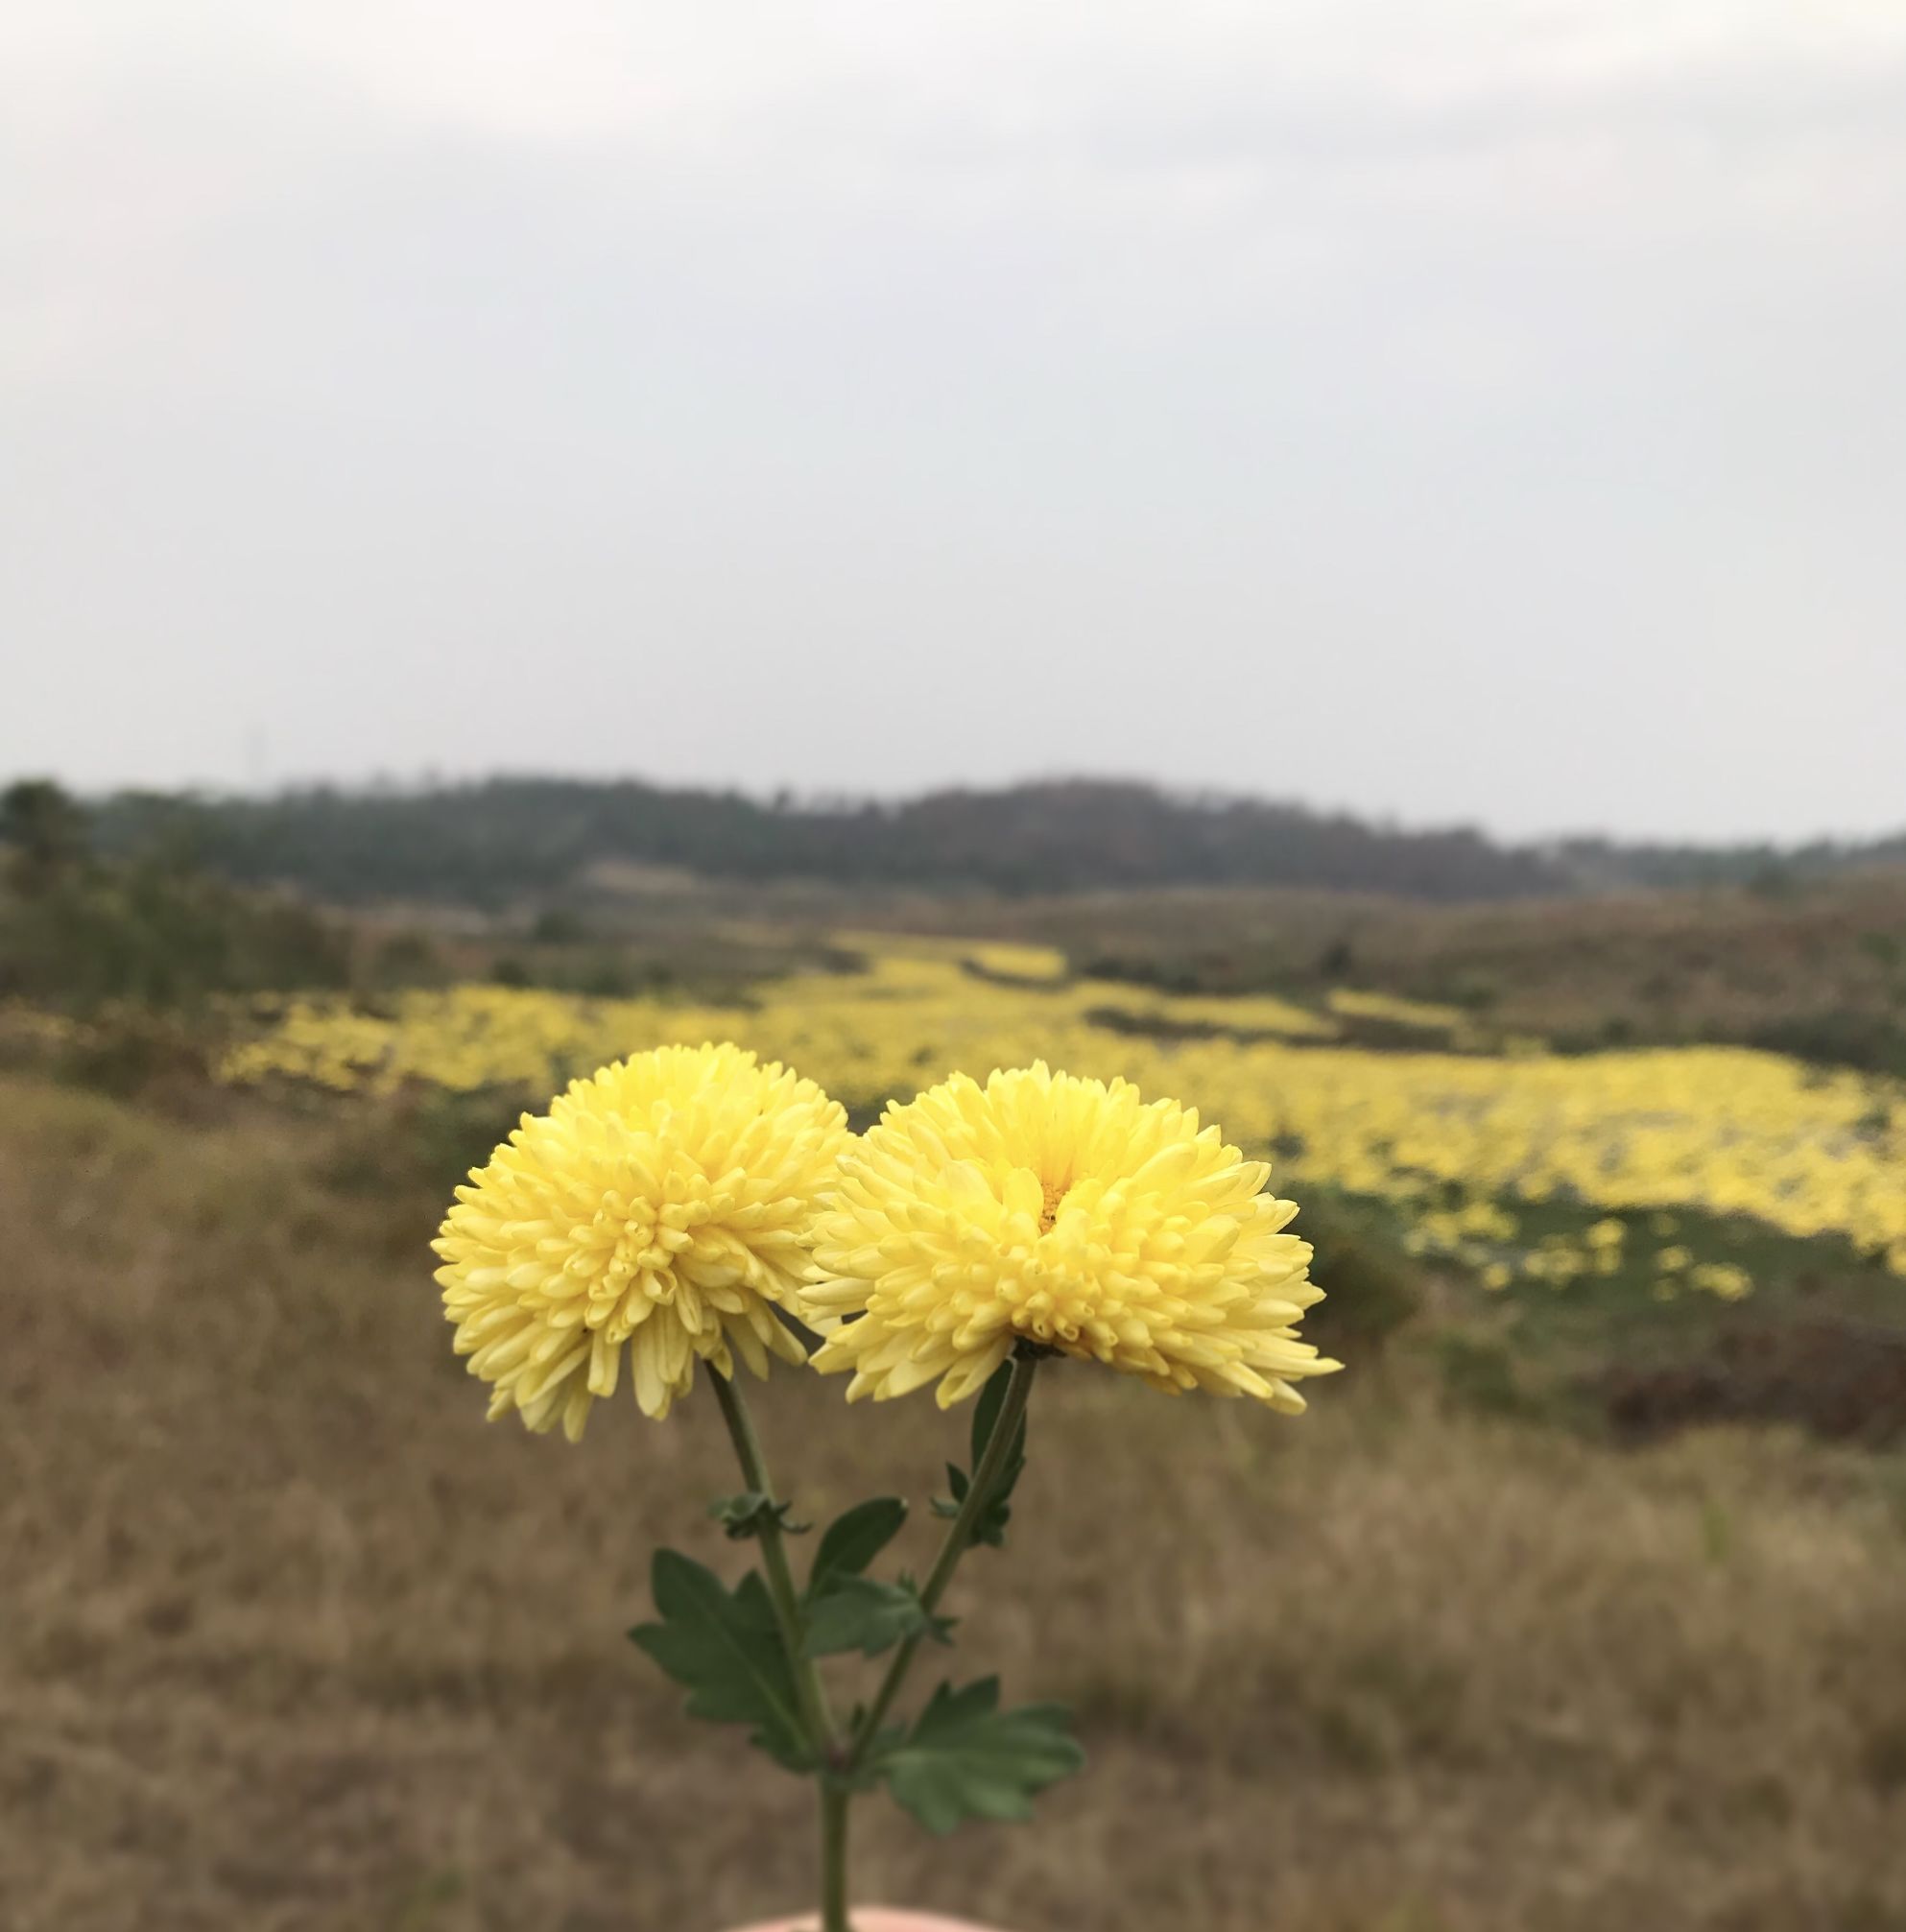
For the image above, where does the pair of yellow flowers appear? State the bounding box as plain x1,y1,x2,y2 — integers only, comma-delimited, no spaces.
434,1041,1340,1442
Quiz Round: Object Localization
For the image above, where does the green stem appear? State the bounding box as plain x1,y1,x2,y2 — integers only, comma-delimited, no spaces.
820,1780,852,1932
847,1349,1041,1765
707,1368,840,1757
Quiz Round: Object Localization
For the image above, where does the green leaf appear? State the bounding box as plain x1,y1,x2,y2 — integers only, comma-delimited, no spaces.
629,1550,813,1771
807,1497,908,1598
707,1491,809,1541
874,1679,1084,1835
802,1575,954,1659
929,1467,965,1522
932,1366,1028,1548
970,1361,1026,1471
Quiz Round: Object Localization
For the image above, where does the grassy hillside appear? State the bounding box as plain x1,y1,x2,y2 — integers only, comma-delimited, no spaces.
7,1074,1906,1932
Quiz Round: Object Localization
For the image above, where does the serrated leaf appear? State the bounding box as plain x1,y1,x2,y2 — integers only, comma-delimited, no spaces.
874,1678,1084,1834
802,1575,954,1659
707,1491,809,1540
629,1550,813,1771
807,1497,908,1599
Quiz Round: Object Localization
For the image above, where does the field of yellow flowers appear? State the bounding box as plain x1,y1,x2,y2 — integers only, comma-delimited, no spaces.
218,931,1906,1301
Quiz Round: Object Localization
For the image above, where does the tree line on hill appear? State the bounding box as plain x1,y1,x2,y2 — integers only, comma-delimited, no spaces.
0,780,348,1010
14,775,1903,911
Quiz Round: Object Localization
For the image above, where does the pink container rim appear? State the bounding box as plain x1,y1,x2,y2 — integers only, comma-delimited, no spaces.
728,1915,1003,1931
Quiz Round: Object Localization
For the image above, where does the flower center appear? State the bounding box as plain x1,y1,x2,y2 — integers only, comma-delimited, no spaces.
1038,1177,1068,1233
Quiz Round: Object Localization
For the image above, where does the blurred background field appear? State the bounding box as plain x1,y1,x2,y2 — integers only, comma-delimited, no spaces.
5,777,1906,1931
11,1,1906,1920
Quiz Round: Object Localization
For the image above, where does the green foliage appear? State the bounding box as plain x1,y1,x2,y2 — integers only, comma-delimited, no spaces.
2,779,88,891
708,1491,810,1541
802,1576,952,1660
1741,1011,1906,1078
624,1381,1078,1858
871,1679,1084,1834
87,776,1568,904
798,1498,944,1659
368,930,444,989
85,775,1906,912
1297,1195,1424,1359
530,907,588,945
313,1089,524,1201
807,1498,909,1599
626,1347,1076,1887
1433,1332,1533,1419
0,780,347,1013
628,1551,813,1771
931,1363,1028,1547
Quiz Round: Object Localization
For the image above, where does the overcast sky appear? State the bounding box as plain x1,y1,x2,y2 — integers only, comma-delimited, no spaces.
4,1,1904,843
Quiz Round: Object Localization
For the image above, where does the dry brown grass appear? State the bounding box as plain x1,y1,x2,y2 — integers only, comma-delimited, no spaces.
6,1074,1906,1932
548,871,1906,1069
947,874,1906,1051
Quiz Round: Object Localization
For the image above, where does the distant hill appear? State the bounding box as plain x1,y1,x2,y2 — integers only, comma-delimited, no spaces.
83,778,1559,904
1545,832,1906,894
72,776,1906,908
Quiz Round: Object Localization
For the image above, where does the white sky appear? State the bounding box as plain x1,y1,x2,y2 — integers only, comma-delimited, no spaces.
4,0,1904,842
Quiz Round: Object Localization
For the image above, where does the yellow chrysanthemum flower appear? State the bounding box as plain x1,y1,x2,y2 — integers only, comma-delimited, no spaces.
804,1061,1341,1410
433,1041,848,1436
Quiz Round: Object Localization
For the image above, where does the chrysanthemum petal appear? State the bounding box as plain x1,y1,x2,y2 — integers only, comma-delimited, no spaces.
435,1041,846,1439
802,1063,1340,1410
